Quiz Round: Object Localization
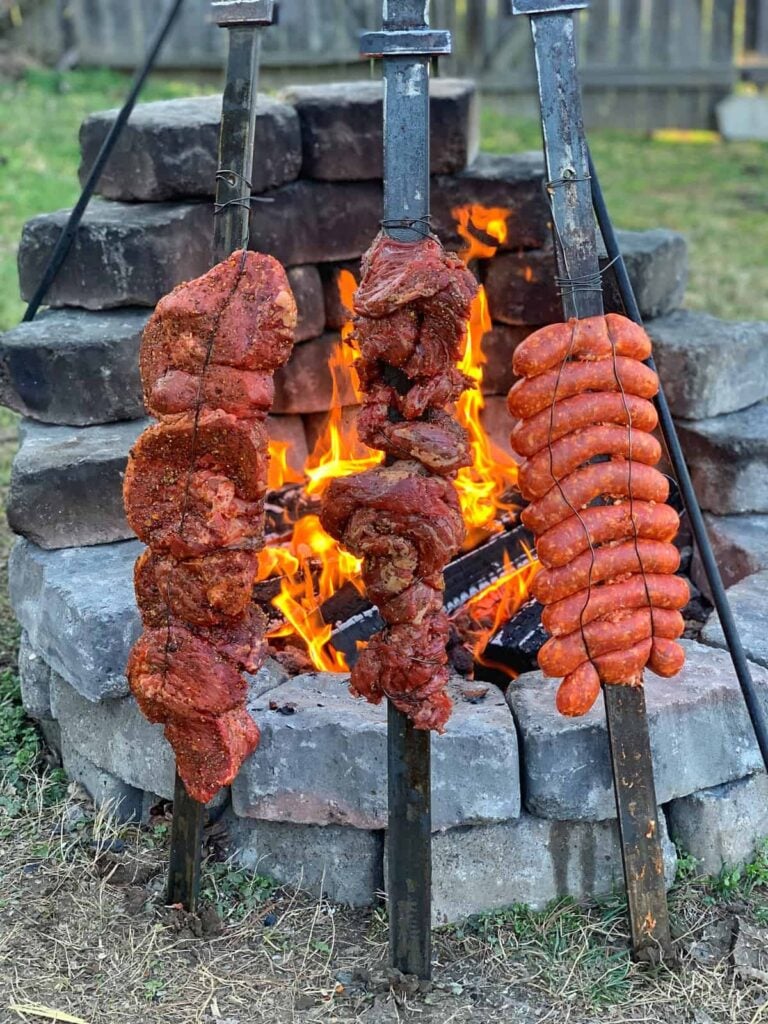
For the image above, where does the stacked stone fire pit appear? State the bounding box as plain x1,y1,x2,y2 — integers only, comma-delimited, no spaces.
4,81,768,922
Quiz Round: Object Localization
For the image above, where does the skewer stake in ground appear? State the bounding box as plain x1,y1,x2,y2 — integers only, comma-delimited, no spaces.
166,0,276,914
360,2,451,980
510,0,673,961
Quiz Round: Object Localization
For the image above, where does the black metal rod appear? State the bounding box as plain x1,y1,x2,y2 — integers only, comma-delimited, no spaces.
167,771,205,911
21,0,185,323
588,147,768,774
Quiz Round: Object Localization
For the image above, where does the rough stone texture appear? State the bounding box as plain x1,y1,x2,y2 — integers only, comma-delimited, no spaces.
692,513,768,595
677,401,768,514
232,673,521,830
8,538,143,701
248,180,382,267
79,94,302,200
303,405,360,456
431,810,676,924
18,200,213,309
602,229,688,319
666,773,768,875
18,629,53,720
485,229,688,326
225,813,384,906
287,265,326,343
647,310,768,419
60,733,144,823
480,396,519,463
49,656,287,800
432,152,549,252
319,261,360,330
282,79,478,180
8,418,147,549
506,640,768,821
273,332,357,414
0,308,148,425
267,415,309,476
701,570,768,669
480,324,530,396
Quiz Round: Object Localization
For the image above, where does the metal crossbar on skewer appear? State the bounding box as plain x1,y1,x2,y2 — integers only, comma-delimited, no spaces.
166,0,277,915
510,0,673,962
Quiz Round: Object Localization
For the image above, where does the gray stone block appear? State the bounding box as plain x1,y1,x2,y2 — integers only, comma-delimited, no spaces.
647,310,768,419
266,414,309,477
232,673,521,831
79,94,302,200
18,626,52,716
485,229,687,326
50,657,286,800
432,151,549,252
506,640,768,821
431,810,676,924
667,773,768,875
18,200,213,309
18,630,53,720
0,308,148,425
8,538,143,701
8,418,147,549
281,79,478,180
701,570,768,669
225,813,383,907
692,513,768,595
287,265,326,343
273,332,358,414
677,401,768,514
480,324,530,396
319,260,360,330
60,732,143,823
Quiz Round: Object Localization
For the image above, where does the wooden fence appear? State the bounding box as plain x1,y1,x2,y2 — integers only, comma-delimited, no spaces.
16,0,768,129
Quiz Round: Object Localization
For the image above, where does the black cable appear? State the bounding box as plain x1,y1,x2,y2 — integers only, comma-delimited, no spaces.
587,146,768,773
22,0,186,323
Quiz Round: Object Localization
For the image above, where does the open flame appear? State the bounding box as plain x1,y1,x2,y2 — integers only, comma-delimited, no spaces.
259,210,538,675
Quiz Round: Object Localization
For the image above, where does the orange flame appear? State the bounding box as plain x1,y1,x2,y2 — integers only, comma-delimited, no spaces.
267,439,303,490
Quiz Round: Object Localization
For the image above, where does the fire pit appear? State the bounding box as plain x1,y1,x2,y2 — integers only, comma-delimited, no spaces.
5,80,768,923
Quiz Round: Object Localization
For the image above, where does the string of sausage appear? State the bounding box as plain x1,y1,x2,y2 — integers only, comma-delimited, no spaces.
123,250,297,801
508,313,688,715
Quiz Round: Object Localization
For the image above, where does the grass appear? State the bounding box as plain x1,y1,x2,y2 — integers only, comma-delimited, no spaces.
2,66,768,1022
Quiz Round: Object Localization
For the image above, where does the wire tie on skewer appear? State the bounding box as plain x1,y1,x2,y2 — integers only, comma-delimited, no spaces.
380,215,434,238
545,172,591,195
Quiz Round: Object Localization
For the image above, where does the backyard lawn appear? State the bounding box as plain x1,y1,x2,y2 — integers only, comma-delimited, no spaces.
3,67,768,1023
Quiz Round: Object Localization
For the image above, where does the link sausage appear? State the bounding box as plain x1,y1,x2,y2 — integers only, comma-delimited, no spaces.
513,314,652,378
507,356,659,419
536,502,680,569
541,572,690,636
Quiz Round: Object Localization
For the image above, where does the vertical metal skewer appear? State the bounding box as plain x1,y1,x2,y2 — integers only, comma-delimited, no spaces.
511,0,672,961
166,0,276,913
360,2,451,980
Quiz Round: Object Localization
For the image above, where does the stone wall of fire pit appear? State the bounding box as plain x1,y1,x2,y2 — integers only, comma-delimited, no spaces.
4,81,768,921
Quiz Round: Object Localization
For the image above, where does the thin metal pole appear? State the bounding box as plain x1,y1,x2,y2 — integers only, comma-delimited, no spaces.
588,147,768,773
167,0,273,913
518,2,672,961
22,0,186,323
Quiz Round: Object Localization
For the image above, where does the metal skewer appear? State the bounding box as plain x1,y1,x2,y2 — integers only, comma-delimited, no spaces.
511,0,672,961
166,0,276,913
360,1,450,980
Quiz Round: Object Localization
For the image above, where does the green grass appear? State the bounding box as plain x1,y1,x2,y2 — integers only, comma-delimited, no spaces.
481,106,768,321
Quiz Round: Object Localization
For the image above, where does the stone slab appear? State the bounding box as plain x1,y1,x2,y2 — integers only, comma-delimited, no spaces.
506,640,768,821
717,94,768,142
431,810,676,924
432,152,549,252
232,672,521,831
49,656,287,800
666,773,768,875
692,513,768,595
18,200,213,309
701,570,768,669
18,629,53,720
281,79,478,180
60,733,144,823
272,332,358,414
484,229,688,326
480,396,519,463
267,414,309,477
0,307,148,425
8,418,147,549
647,310,768,419
480,324,530,396
677,400,768,514
287,265,326,344
225,813,384,907
79,94,302,200
8,538,143,701
319,261,360,330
